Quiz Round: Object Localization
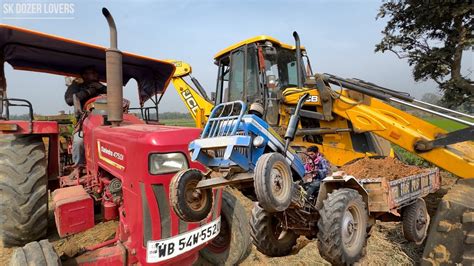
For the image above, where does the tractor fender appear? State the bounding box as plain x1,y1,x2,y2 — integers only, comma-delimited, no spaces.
315,175,369,211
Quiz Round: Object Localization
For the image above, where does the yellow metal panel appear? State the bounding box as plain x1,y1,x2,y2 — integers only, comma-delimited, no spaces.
166,60,192,77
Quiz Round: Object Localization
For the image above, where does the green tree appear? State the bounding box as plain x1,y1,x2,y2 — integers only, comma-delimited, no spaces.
375,0,473,108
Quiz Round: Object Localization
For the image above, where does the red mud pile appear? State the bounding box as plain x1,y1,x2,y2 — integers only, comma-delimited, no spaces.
340,157,426,180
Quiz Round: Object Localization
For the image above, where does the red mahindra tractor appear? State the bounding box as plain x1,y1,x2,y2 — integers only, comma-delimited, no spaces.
0,8,250,265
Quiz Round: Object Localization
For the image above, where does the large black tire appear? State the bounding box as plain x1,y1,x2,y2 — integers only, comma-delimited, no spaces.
254,153,293,213
199,190,251,265
0,134,48,247
421,180,474,265
170,169,213,222
10,239,60,266
317,188,368,265
402,198,429,245
250,204,298,257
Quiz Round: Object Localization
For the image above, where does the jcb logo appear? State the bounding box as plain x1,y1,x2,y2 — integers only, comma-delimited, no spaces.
306,96,319,103
181,89,199,117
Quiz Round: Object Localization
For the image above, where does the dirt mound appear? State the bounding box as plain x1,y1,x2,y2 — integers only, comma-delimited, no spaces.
340,157,426,180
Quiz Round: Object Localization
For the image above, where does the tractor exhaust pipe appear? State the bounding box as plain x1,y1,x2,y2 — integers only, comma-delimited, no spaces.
293,31,303,89
102,8,123,126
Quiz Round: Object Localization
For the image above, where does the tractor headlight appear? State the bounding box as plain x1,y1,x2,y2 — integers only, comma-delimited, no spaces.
253,136,265,148
149,153,188,175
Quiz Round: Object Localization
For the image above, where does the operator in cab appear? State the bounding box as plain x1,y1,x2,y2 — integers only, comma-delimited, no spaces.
65,66,107,107
304,146,330,201
64,66,106,174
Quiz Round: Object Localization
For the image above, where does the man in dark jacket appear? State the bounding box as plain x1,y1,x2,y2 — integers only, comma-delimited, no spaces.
65,66,106,170
65,66,106,108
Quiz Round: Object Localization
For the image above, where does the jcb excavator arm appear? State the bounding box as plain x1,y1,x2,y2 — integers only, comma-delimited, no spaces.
166,60,214,128
298,74,474,178
334,94,473,178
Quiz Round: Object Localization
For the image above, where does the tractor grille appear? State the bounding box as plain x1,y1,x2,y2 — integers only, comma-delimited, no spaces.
140,183,152,245
203,131,249,158
141,183,172,244
205,146,249,158
152,184,171,239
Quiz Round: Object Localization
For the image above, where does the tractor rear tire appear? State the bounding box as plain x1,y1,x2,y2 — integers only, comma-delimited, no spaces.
402,198,429,245
0,134,48,247
317,188,368,265
170,169,213,222
199,190,251,265
250,204,298,257
10,239,60,266
254,153,293,213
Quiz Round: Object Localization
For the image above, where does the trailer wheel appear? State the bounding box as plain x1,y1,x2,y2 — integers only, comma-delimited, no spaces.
0,134,48,247
170,169,213,222
250,204,298,257
10,239,60,266
402,198,429,245
254,153,293,213
317,188,368,265
199,190,251,265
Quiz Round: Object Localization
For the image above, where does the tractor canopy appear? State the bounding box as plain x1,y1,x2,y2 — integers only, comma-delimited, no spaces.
0,24,175,106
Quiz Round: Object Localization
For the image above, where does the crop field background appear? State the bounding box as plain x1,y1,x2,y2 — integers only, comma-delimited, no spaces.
423,117,470,131
161,118,195,127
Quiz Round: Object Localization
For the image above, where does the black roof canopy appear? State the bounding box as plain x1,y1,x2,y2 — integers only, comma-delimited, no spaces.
0,24,175,106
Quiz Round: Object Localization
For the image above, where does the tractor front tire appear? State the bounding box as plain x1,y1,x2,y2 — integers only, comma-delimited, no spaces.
0,134,48,247
317,188,368,265
10,240,60,266
402,198,429,245
250,204,298,257
254,153,293,213
170,169,213,222
199,190,251,265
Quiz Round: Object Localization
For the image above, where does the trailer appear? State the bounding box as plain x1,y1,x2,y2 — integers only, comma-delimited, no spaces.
320,168,440,244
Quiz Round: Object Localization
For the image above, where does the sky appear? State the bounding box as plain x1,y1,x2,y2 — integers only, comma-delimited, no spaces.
1,0,472,115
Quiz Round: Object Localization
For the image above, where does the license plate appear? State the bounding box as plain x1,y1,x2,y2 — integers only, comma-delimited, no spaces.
146,217,221,263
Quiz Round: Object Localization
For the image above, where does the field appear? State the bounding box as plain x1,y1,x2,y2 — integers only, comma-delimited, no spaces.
423,117,470,131
161,118,196,127
159,116,471,131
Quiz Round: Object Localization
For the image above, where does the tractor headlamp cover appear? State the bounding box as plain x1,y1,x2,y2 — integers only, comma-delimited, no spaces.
253,136,265,148
149,153,188,175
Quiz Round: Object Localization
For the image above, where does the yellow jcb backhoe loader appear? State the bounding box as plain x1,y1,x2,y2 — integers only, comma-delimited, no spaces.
168,32,474,264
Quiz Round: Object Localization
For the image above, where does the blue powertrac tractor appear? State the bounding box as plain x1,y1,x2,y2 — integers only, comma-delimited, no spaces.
170,94,310,223
190,99,306,177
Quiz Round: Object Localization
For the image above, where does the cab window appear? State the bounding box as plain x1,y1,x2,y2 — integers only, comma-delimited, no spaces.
228,49,244,101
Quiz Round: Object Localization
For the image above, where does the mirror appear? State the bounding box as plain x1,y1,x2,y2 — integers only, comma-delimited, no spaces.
266,75,277,89
263,46,277,58
0,93,4,118
211,92,216,102
72,94,82,118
